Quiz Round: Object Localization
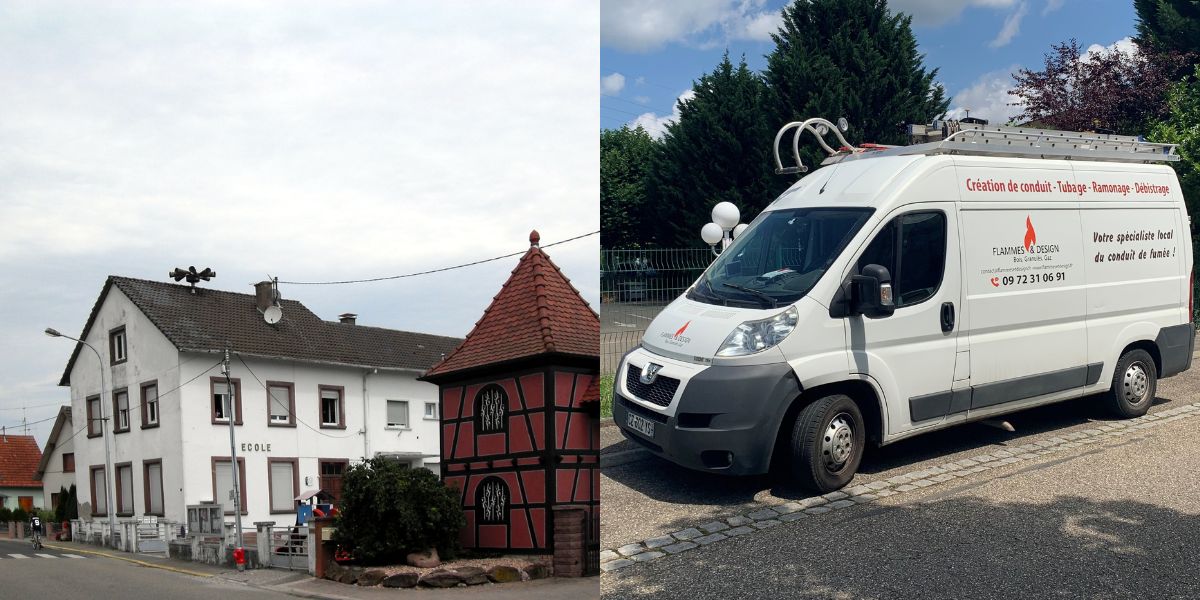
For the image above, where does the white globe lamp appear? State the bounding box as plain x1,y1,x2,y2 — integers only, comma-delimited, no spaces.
711,202,740,230
701,222,724,246
732,223,749,239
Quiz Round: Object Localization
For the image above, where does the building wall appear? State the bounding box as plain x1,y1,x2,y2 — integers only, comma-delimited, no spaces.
0,487,45,511
40,415,75,512
68,286,182,520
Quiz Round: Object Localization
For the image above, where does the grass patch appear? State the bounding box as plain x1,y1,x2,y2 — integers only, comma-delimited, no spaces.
600,373,614,418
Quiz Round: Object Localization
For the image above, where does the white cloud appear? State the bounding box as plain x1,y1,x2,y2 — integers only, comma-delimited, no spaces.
989,1,1028,48
601,0,782,53
601,72,626,95
943,66,1024,125
633,95,650,104
889,0,1018,27
635,76,646,85
0,0,599,445
1084,36,1137,59
1042,0,1066,15
629,89,695,139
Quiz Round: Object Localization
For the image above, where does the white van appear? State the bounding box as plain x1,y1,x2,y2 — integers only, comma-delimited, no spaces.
614,118,1195,492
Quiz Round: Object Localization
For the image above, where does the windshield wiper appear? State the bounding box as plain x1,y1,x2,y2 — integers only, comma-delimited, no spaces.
722,283,777,308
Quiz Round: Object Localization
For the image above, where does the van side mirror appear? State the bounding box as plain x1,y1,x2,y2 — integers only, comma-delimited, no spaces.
850,264,895,318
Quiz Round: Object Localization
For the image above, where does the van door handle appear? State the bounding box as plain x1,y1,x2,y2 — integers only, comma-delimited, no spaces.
940,302,955,332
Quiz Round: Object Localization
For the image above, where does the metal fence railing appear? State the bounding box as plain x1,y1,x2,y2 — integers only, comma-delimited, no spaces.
600,248,712,375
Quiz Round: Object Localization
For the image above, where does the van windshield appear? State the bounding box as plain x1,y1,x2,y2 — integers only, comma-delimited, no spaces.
689,208,874,308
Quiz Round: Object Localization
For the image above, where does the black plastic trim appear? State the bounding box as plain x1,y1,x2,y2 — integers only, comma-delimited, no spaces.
909,362,1104,422
1156,324,1195,379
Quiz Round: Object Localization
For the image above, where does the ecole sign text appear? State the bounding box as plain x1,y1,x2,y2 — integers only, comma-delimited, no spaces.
240,442,272,453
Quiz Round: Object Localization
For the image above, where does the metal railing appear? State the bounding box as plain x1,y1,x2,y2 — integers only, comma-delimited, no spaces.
261,523,310,571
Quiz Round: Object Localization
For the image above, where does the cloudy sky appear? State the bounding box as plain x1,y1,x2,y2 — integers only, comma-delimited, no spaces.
0,0,599,444
602,0,1138,136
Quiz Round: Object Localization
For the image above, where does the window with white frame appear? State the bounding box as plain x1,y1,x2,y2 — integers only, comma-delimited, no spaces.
87,396,102,437
268,384,293,425
142,383,159,427
320,387,342,427
424,402,438,420
387,400,409,428
109,327,127,364
91,466,107,515
269,459,297,513
213,381,235,423
213,458,246,515
113,390,130,432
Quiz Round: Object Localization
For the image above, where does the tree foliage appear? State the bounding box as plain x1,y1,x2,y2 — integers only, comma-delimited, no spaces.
648,53,781,247
1136,0,1200,57
601,125,658,248
332,458,465,565
1009,39,1175,135
1151,65,1200,222
765,0,949,167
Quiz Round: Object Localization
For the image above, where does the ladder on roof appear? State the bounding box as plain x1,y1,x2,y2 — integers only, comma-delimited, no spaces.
773,118,1179,175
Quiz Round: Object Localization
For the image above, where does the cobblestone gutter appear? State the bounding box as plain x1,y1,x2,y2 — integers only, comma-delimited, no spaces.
601,401,1200,573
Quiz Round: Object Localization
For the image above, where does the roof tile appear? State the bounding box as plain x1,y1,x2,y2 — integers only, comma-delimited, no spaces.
0,435,43,488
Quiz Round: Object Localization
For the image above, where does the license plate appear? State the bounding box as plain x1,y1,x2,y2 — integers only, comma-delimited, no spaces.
626,412,656,438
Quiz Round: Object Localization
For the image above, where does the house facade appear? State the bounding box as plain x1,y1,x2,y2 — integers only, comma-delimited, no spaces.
58,276,460,526
35,406,75,513
0,434,45,511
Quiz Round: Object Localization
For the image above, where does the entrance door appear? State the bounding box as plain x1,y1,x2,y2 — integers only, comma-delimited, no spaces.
319,460,349,503
845,204,963,434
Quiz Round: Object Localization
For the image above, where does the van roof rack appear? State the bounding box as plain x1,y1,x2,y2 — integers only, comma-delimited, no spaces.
773,118,1179,174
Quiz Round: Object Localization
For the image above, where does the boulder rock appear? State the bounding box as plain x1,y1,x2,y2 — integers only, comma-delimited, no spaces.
356,569,388,587
419,569,465,588
455,566,488,585
486,565,522,583
524,563,551,580
382,572,420,588
324,562,344,581
338,566,363,585
406,548,441,568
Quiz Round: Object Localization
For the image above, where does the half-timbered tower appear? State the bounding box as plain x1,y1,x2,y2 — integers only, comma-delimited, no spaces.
421,230,599,554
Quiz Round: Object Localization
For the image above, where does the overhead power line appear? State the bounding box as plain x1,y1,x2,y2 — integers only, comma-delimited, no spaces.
279,230,598,286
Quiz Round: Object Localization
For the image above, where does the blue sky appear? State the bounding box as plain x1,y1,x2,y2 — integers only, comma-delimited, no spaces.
602,0,1139,135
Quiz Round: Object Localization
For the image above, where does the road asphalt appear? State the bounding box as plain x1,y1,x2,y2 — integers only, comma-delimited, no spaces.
601,361,1200,599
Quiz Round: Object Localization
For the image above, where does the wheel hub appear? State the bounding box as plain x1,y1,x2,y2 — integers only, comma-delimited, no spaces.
822,413,854,469
1122,363,1149,404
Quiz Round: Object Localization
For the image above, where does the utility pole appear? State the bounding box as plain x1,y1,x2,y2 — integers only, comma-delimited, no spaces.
222,348,245,558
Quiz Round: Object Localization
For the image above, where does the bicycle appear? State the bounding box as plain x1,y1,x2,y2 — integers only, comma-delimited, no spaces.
30,529,42,551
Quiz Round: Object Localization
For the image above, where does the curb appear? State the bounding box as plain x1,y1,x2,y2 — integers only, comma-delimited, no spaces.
600,400,1200,574
600,417,616,429
41,543,215,578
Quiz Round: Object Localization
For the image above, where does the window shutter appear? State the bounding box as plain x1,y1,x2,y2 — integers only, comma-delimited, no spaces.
270,462,294,512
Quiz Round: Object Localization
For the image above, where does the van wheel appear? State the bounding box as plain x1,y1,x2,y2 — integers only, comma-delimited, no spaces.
789,394,864,493
1106,349,1157,418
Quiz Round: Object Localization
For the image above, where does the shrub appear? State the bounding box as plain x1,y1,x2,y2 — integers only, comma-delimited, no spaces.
54,487,68,522
332,457,465,565
10,507,28,523
66,485,79,520
0,507,10,523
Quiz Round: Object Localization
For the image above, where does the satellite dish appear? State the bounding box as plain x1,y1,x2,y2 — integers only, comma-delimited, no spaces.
263,305,282,325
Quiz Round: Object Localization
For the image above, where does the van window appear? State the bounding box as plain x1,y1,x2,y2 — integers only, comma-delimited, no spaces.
857,211,946,308
690,208,874,307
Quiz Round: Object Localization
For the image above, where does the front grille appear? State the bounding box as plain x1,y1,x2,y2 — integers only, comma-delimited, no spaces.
626,364,681,408
617,395,667,424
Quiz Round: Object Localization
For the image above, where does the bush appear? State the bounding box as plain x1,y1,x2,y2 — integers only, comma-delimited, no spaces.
66,484,79,520
10,507,28,523
0,507,10,523
332,457,465,565
54,487,68,522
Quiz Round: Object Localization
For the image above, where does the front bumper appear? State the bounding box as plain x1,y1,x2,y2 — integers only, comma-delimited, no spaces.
613,348,801,475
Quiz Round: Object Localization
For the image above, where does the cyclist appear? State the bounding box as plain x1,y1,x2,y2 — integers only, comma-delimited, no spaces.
29,514,42,550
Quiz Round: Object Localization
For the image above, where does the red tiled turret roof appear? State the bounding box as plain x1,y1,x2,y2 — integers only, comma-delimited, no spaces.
423,230,599,380
0,435,43,488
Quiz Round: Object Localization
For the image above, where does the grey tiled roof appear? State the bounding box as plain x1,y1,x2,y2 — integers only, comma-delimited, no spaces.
59,276,462,385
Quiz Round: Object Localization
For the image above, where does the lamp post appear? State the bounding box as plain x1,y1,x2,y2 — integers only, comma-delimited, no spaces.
45,327,118,549
702,201,747,256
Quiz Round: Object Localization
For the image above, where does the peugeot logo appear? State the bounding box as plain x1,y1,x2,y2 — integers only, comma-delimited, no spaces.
640,363,663,385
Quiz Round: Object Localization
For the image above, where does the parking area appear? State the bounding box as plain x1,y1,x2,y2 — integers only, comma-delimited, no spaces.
601,361,1200,598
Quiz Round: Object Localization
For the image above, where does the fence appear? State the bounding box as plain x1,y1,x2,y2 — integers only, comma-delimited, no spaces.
601,248,712,375
69,518,184,553
260,523,311,571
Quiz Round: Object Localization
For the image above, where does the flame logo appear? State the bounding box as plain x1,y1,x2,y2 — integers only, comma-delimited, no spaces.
674,321,691,338
1024,216,1036,251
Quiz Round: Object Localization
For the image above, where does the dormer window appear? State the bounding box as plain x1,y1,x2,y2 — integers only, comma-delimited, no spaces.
109,326,127,365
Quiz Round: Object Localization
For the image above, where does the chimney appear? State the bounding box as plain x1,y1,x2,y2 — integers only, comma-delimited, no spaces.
339,313,357,325
254,281,274,313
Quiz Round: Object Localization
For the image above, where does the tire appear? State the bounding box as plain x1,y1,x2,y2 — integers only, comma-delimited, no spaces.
1106,349,1157,418
789,394,865,493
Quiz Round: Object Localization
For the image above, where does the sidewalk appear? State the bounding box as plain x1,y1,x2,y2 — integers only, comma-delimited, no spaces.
43,540,598,599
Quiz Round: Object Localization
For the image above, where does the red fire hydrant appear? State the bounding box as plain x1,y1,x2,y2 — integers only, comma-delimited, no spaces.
233,546,246,571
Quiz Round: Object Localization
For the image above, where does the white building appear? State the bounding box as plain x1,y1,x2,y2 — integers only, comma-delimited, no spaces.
56,276,461,526
35,406,75,513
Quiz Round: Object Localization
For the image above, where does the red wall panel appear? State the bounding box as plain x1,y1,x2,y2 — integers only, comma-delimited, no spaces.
520,373,544,409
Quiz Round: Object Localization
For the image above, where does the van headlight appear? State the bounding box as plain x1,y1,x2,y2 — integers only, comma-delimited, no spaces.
716,306,799,357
